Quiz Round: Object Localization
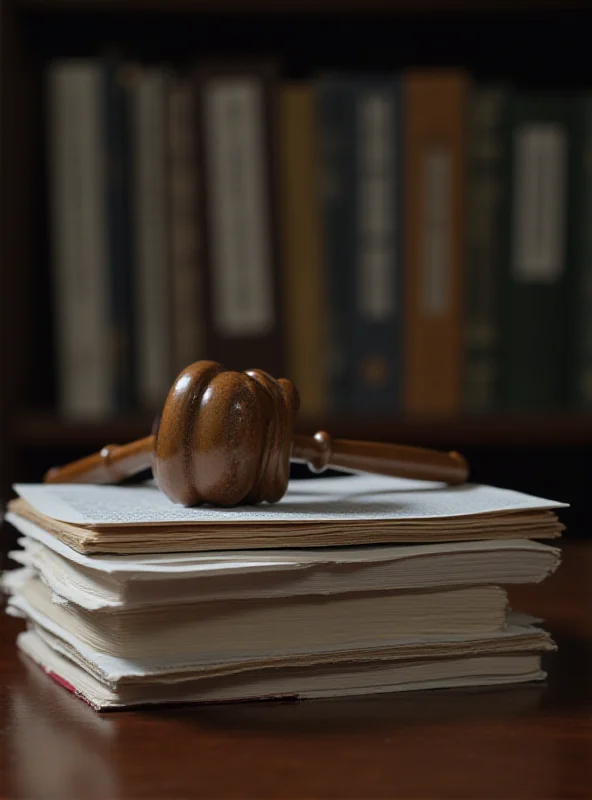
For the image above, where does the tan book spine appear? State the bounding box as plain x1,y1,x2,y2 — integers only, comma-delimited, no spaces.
403,70,468,417
278,84,325,417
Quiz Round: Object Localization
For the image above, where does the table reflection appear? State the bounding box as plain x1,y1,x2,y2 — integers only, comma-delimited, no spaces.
8,654,118,800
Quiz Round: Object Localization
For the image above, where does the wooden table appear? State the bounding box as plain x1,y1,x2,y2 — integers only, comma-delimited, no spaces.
1,541,591,800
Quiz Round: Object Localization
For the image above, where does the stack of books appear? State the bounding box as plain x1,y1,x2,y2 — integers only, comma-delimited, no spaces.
2,474,565,710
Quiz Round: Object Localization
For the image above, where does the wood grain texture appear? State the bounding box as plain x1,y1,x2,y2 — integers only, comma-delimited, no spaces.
291,432,468,483
43,361,300,506
1,540,591,799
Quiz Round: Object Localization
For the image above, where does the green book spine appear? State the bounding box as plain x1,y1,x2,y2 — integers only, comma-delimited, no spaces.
463,86,507,414
499,93,575,412
570,98,592,408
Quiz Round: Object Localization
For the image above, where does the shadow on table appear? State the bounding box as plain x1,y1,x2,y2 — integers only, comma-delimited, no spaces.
146,683,541,730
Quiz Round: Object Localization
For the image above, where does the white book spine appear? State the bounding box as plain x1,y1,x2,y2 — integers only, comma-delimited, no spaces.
512,122,568,283
168,78,203,374
356,91,395,322
203,78,274,337
131,68,173,409
48,61,112,419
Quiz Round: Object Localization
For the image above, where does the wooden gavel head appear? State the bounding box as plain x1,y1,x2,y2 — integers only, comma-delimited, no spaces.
45,360,469,507
153,360,299,506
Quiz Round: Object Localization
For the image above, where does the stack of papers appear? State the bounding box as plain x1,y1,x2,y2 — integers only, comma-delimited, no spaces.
2,474,565,710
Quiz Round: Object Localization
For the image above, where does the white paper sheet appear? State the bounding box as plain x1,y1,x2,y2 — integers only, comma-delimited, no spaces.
12,474,568,527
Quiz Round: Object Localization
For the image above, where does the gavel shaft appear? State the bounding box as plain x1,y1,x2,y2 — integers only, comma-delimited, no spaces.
44,436,154,485
44,431,468,488
291,433,469,485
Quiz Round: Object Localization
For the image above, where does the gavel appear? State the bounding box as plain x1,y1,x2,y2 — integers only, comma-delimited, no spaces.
44,360,469,507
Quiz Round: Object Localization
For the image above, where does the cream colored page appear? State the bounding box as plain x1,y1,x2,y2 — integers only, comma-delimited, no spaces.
6,512,560,575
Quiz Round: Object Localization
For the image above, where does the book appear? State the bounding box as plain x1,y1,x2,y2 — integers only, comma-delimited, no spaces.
7,531,560,610
351,77,402,414
464,86,508,414
402,69,468,417
10,574,510,659
194,62,284,375
6,474,565,554
168,75,204,376
47,56,137,417
47,60,113,419
499,92,575,412
130,65,174,411
7,604,551,685
316,76,356,413
17,627,551,710
102,53,135,411
279,84,326,418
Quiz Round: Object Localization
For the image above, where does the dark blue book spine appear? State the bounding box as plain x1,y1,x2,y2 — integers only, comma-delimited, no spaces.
350,79,401,414
103,55,135,410
316,78,357,414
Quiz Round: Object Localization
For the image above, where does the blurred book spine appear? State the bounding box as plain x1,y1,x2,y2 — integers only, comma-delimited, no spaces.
351,78,402,415
168,75,204,378
194,62,285,376
102,52,135,411
317,76,356,413
463,86,507,415
402,70,468,417
129,65,174,411
47,60,113,419
279,84,326,418
499,93,574,412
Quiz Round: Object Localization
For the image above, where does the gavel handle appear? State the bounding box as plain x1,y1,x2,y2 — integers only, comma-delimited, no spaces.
44,436,154,484
291,432,469,485
44,430,469,488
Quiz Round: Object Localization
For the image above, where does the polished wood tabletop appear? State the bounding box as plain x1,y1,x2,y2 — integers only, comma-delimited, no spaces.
1,540,591,800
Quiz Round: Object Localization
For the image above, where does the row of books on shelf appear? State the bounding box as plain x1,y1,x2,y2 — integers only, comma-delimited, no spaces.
47,55,592,421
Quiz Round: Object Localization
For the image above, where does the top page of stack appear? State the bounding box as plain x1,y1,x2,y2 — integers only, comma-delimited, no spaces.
7,473,566,556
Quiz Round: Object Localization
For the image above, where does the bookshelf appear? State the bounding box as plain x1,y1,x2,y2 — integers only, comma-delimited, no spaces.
1,0,592,537
11,412,592,449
